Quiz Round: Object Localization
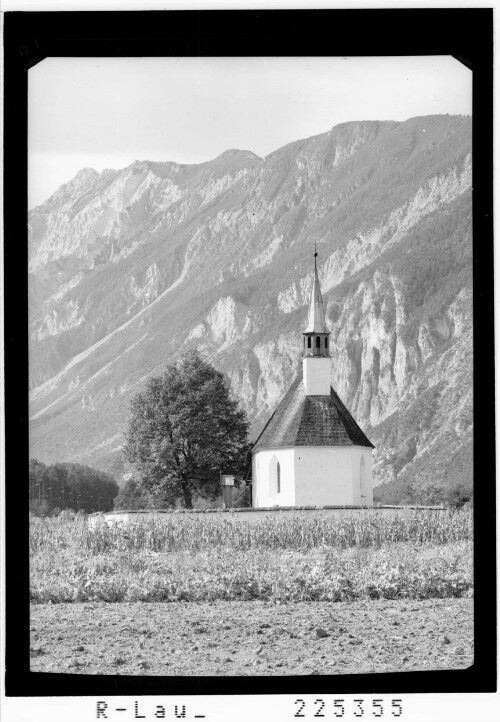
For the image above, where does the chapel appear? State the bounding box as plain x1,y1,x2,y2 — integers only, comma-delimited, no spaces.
251,252,374,507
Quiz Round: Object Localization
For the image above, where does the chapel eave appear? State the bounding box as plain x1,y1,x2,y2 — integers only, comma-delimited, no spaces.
252,376,375,452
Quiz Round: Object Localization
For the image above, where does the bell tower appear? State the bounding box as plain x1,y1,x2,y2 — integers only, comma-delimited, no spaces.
302,249,331,395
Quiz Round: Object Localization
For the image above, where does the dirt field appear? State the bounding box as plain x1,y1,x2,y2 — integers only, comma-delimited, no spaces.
30,597,473,676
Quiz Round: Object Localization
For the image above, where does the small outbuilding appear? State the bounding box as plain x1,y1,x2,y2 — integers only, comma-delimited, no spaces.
251,252,374,507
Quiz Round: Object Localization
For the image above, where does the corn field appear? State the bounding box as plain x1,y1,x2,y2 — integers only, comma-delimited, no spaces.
30,509,472,555
30,510,473,604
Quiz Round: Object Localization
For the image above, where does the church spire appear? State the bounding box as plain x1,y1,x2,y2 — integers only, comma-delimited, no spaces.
304,248,329,334
302,247,331,395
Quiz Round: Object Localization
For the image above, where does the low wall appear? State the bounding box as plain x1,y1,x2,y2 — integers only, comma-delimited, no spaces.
88,505,446,528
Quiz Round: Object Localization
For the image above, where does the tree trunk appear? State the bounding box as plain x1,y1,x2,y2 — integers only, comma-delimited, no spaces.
181,481,193,509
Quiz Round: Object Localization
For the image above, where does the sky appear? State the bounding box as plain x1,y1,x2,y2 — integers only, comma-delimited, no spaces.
29,56,471,209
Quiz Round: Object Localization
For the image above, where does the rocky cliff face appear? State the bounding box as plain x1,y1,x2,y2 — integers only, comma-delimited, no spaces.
28,115,472,494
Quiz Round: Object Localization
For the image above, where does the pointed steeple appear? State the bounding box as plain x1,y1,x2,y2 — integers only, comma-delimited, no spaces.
304,251,329,333
301,248,332,394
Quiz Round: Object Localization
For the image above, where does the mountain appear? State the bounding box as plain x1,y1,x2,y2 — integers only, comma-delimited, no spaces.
28,115,473,503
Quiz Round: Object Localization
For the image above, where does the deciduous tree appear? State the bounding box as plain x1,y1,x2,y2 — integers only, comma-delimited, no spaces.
124,352,250,508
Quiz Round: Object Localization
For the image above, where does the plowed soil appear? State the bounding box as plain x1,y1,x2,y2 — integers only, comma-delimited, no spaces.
30,598,473,675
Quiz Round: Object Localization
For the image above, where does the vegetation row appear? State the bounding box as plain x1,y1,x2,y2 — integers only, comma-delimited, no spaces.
31,535,472,605
30,508,472,555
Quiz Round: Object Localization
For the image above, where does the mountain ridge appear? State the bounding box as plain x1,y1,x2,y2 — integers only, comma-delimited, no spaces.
28,114,472,502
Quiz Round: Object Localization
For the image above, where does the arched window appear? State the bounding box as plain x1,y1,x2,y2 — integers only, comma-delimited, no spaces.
307,337,311,349
325,337,328,349
360,456,368,502
316,336,320,348
269,455,281,496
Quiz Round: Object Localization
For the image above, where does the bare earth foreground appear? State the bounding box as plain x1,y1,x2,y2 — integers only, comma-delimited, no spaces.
30,598,473,676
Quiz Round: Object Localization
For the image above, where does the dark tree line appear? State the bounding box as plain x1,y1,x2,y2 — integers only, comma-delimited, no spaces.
29,459,119,516
373,476,472,508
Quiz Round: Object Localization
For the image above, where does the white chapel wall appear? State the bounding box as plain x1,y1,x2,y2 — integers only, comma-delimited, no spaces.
252,448,295,507
294,446,372,506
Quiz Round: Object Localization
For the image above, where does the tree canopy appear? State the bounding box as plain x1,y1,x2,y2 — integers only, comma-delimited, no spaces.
113,478,162,511
123,352,250,508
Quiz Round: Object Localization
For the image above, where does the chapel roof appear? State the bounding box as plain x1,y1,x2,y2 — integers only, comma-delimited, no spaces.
252,375,375,451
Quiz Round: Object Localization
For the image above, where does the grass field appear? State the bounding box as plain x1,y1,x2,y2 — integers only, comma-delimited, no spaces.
30,509,473,604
